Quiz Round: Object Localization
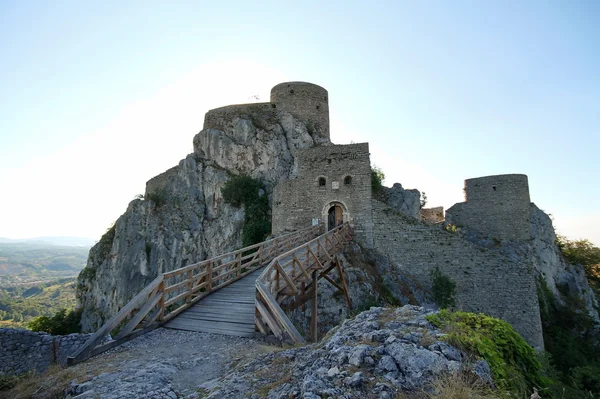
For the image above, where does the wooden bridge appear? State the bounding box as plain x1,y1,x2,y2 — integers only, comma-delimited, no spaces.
68,223,353,365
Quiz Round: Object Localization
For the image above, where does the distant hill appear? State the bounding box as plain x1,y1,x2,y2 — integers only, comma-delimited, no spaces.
0,241,90,286
0,236,95,247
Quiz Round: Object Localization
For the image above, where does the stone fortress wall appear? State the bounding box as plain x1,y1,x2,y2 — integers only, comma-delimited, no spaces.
103,81,547,354
446,174,531,241
272,143,374,247
0,328,92,375
371,200,544,349
203,82,330,144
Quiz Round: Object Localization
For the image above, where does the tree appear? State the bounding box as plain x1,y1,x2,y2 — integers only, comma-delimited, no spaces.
556,236,600,294
371,165,385,197
420,192,428,209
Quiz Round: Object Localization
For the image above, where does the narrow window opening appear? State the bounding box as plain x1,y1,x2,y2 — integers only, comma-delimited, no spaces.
492,185,497,191
290,89,294,94
327,159,332,164
316,105,320,110
318,177,326,187
344,176,352,185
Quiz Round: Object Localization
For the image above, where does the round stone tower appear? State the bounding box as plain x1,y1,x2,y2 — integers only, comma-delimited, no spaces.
270,82,330,142
447,174,532,241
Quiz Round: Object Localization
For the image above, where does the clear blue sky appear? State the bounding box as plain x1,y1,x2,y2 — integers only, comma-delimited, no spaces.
1,1,598,245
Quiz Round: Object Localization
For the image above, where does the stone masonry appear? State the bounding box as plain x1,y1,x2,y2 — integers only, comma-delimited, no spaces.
272,143,374,247
0,328,92,375
371,200,544,349
446,174,531,241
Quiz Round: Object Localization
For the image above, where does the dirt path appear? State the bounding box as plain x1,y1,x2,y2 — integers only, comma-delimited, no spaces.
65,328,266,399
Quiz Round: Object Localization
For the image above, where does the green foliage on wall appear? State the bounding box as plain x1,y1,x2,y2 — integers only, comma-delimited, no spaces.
371,165,385,194
222,175,271,247
556,235,600,297
427,310,549,395
27,308,82,335
430,267,456,309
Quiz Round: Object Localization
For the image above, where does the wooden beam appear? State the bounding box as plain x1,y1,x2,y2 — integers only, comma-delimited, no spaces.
255,297,284,338
115,292,163,340
256,281,305,343
68,275,163,364
311,270,318,342
275,262,299,295
68,323,160,366
336,257,352,308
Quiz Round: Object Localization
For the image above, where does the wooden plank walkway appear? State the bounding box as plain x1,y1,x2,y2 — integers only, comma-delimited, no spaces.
163,237,331,339
163,268,263,337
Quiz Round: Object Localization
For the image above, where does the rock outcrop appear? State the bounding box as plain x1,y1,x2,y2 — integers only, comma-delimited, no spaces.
77,108,329,331
383,183,421,220
200,306,492,399
289,242,429,339
529,204,599,321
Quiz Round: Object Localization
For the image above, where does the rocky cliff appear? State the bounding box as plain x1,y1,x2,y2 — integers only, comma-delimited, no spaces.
529,204,599,321
77,107,329,331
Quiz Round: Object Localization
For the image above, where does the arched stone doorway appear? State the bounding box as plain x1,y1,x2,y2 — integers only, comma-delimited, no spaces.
322,201,349,230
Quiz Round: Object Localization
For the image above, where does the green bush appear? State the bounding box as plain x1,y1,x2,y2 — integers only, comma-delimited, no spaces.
556,236,600,297
427,310,550,395
371,165,385,194
222,175,263,207
145,189,168,207
28,308,82,335
430,267,456,308
222,175,271,246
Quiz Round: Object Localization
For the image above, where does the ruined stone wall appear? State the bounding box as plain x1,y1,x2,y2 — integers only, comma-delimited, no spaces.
420,207,444,224
0,328,92,375
446,174,531,241
203,103,276,132
273,143,373,247
371,200,544,349
145,165,180,196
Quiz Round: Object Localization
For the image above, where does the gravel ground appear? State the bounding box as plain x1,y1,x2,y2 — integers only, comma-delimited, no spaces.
66,328,266,399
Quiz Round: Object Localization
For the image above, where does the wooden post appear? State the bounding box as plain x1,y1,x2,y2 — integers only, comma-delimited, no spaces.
206,260,212,292
311,270,318,342
301,282,306,312
186,270,193,303
158,281,166,321
236,252,241,277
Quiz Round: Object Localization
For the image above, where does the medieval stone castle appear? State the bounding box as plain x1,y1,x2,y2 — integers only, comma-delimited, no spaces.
198,81,544,348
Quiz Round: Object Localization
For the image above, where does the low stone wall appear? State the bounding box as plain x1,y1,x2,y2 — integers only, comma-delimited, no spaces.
0,328,92,375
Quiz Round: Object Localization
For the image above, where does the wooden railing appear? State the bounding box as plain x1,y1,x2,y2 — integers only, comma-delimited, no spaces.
68,224,323,365
255,223,354,343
